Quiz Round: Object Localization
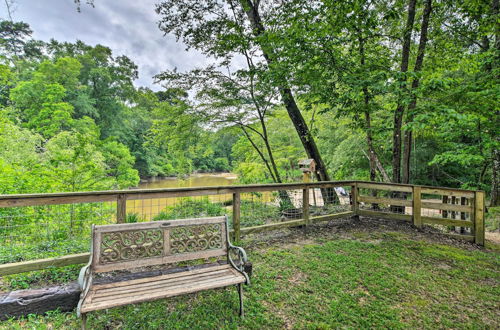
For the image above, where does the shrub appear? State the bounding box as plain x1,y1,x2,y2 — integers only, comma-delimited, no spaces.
152,197,226,221
126,213,140,223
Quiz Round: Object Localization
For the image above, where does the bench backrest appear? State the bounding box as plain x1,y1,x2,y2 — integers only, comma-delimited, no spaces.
90,216,228,273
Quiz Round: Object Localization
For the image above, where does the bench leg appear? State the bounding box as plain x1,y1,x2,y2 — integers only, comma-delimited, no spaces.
81,313,87,330
237,283,244,318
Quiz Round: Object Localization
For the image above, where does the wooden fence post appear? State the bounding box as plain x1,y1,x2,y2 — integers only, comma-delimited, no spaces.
233,192,241,243
351,183,359,216
442,195,449,219
460,197,467,234
303,187,310,226
413,186,422,228
116,194,127,224
474,191,485,246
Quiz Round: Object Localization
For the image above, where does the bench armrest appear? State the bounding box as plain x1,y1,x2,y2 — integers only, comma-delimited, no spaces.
78,264,91,290
228,243,250,285
77,229,94,317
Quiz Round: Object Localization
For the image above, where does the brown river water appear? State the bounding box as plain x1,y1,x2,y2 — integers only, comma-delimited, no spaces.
127,173,238,220
137,173,237,189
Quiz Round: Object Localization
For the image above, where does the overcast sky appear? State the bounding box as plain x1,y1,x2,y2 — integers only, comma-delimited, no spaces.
2,0,210,90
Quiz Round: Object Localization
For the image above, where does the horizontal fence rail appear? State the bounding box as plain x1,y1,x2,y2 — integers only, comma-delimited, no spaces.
0,181,485,276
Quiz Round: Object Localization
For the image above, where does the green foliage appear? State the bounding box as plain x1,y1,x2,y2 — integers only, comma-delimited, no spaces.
486,206,500,232
232,109,304,183
126,213,141,223
1,0,499,196
0,22,238,191
9,58,82,137
0,20,36,59
152,197,226,220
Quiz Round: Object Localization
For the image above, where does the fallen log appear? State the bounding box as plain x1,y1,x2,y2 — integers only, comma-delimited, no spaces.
0,283,80,320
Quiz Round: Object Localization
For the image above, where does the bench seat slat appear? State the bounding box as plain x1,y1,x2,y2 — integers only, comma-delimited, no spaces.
80,266,245,313
92,274,240,303
94,269,236,297
92,264,233,291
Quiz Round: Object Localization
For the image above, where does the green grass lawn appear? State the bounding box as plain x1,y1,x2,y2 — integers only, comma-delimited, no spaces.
1,218,499,329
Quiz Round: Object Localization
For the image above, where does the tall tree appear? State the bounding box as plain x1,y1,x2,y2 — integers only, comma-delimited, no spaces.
392,0,417,183
491,0,500,206
402,0,433,184
155,0,331,184
236,0,331,184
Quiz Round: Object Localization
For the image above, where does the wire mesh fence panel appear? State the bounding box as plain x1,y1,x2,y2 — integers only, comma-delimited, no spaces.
126,194,233,226
357,187,413,216
239,186,352,228
420,193,473,234
239,190,290,227
0,202,115,263
309,185,351,217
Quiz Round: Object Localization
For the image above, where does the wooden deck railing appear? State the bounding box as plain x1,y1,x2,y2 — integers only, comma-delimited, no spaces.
0,181,485,276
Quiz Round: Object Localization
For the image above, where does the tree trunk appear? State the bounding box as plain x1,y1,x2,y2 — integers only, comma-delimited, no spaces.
279,88,330,185
365,111,377,182
357,30,390,184
239,123,294,209
392,0,417,184
490,0,499,206
492,145,500,206
402,0,433,184
357,31,377,183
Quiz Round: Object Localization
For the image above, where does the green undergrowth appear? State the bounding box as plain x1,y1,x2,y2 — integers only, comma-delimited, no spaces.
152,197,226,221
1,265,81,291
0,239,89,265
1,229,498,329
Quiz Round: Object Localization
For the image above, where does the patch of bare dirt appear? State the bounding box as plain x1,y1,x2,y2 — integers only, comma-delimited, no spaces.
349,285,373,306
287,271,308,285
485,232,500,244
261,300,296,329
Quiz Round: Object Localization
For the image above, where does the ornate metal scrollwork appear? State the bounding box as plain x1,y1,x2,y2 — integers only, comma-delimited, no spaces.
170,223,223,254
100,229,163,264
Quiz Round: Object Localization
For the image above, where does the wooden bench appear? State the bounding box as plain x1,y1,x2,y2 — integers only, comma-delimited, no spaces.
76,216,250,328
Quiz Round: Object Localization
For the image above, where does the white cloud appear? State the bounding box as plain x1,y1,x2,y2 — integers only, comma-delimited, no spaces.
8,0,211,90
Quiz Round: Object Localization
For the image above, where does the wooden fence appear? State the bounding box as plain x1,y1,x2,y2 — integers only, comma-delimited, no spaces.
0,181,485,276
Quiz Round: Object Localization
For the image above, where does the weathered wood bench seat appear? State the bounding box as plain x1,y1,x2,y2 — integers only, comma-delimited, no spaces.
77,216,250,328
